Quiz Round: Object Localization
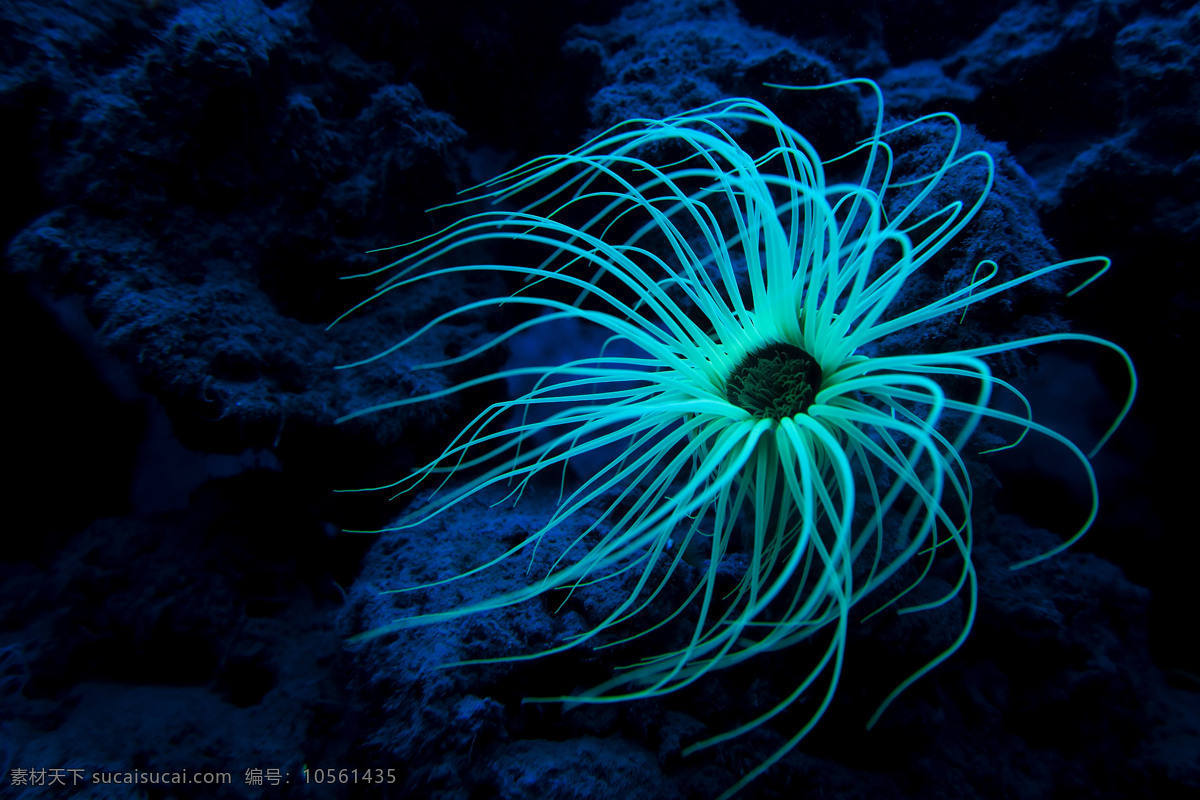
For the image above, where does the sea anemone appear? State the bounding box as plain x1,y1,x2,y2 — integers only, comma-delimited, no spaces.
335,79,1136,797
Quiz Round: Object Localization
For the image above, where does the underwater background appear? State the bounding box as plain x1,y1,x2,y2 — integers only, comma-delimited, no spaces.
2,0,1197,797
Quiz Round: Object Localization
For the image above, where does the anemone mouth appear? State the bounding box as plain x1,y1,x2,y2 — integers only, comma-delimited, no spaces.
724,341,823,420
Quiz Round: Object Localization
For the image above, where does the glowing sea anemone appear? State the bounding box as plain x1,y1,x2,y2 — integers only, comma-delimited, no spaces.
335,79,1136,797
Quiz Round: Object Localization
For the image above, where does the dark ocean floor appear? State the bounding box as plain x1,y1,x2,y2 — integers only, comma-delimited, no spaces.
2,1,1197,798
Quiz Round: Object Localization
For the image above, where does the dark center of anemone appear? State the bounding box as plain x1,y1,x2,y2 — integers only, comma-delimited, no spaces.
725,342,823,419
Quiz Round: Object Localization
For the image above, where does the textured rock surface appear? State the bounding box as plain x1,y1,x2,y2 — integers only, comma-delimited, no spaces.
1,1,1193,798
